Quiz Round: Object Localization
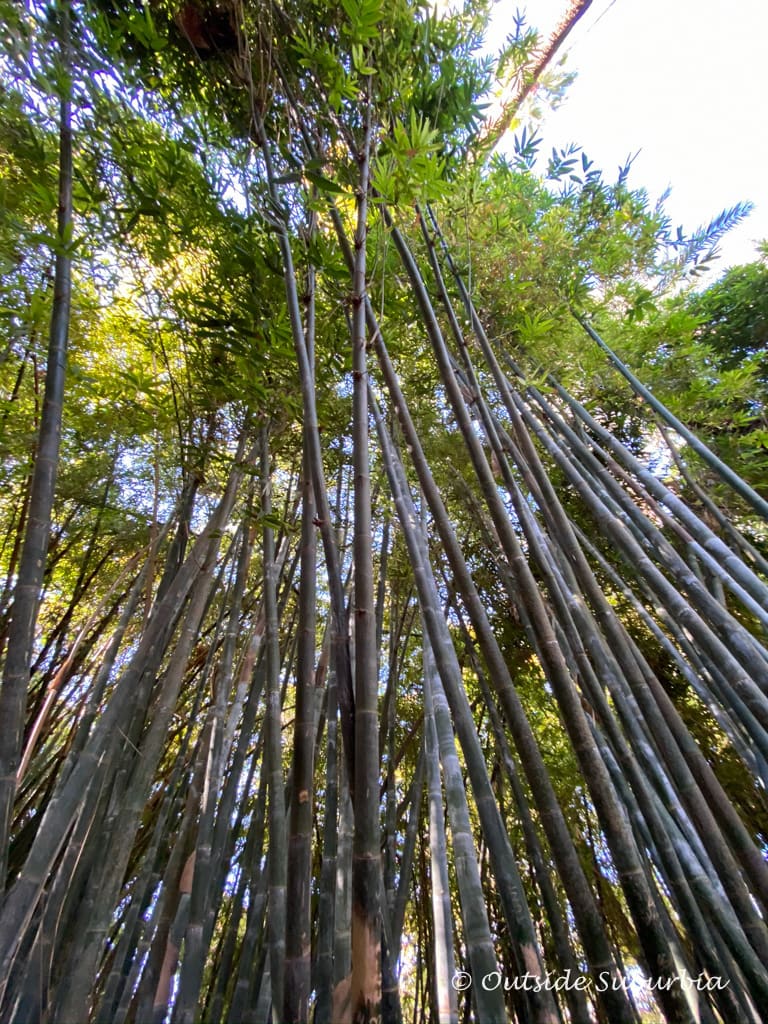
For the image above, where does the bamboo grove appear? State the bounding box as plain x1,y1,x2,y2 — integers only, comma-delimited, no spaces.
1,0,767,1021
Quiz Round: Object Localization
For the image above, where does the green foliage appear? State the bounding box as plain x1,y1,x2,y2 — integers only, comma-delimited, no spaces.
2,4,767,1020
372,110,446,206
684,258,768,377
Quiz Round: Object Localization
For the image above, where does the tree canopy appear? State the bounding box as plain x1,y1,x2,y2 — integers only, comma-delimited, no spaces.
0,2,767,1023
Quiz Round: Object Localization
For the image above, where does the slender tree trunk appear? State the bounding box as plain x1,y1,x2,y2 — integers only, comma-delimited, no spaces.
0,451,245,1007
348,77,382,1024
315,649,341,1024
480,0,593,151
284,256,318,1022
251,104,356,794
576,315,768,522
262,427,287,1022
390,215,695,1023
422,629,458,1024
0,0,73,889
367,289,633,1021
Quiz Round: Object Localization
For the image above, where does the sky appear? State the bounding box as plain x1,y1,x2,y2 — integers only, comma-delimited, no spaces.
488,0,768,277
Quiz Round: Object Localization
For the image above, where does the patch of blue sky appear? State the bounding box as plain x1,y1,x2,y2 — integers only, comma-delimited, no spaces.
487,0,768,277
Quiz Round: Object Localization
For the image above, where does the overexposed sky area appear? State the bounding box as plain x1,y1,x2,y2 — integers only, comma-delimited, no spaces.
488,0,768,275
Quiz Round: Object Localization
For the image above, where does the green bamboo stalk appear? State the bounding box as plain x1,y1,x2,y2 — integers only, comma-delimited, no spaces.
227,764,269,1024
370,386,548,1023
250,105,356,795
368,312,633,1022
335,763,354,997
173,520,254,1024
284,253,318,1024
454,338,768,939
315,653,340,1024
54,512,231,1024
575,314,768,522
261,427,287,1021
94,739,194,1024
464,642,593,1024
390,745,425,965
129,733,215,1024
421,629,458,1024
348,76,383,1024
391,216,693,1024
0,459,242,1004
0,0,73,887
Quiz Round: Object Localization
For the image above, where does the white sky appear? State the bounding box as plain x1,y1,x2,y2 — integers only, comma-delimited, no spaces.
489,0,768,276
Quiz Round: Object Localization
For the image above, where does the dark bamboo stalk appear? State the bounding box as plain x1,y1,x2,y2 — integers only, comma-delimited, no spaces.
444,288,768,937
368,310,633,1021
250,104,356,795
261,428,287,1021
173,517,254,1024
315,656,341,1024
390,215,693,1024
0,0,73,887
0,451,245,1006
284,257,318,1023
371,386,552,1023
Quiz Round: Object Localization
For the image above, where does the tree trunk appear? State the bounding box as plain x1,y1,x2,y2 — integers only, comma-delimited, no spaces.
0,0,73,889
